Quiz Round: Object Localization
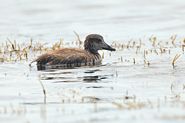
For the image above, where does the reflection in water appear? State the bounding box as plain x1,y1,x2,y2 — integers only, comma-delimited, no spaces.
40,74,112,83
41,76,74,80
39,66,114,83
82,76,100,82
84,69,101,73
86,86,104,88
80,75,107,83
44,71,74,75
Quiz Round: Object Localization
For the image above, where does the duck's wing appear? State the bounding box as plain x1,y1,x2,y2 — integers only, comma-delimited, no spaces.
35,48,93,66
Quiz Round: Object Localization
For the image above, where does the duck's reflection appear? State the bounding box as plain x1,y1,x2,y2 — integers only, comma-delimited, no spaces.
84,69,101,73
40,74,109,83
80,75,107,83
39,68,112,83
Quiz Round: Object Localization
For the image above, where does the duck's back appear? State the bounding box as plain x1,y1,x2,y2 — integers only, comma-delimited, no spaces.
36,48,101,70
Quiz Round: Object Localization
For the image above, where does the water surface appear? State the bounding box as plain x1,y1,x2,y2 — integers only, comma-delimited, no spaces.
0,0,185,42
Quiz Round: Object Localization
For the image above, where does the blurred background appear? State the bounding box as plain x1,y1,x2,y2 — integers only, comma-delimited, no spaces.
0,0,185,42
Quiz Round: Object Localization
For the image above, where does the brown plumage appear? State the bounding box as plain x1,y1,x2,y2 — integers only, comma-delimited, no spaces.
33,34,115,70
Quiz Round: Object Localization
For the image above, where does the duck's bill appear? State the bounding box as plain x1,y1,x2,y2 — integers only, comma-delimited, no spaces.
102,43,116,51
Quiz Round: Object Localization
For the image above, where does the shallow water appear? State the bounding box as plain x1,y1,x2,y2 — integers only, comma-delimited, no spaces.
0,0,185,123
1,47,185,123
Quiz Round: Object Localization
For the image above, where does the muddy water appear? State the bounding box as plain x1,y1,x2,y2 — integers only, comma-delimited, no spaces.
0,0,185,123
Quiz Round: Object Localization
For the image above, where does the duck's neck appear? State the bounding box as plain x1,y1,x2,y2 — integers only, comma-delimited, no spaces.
85,47,99,54
84,42,99,54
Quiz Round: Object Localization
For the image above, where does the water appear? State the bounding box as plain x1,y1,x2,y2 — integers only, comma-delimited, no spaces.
0,0,185,123
0,0,185,42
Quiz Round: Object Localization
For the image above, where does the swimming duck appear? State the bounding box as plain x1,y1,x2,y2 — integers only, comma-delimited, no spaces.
34,34,115,70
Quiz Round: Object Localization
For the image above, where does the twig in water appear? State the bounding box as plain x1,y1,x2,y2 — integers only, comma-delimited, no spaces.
172,54,181,69
133,58,136,64
39,78,47,104
171,35,177,47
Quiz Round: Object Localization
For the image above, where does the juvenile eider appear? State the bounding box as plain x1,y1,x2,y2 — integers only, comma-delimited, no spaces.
33,34,115,70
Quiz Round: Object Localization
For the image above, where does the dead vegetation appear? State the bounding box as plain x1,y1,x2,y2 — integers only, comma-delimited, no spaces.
0,35,184,69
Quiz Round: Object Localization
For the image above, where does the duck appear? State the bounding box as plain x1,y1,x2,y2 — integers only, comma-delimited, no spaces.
33,34,115,70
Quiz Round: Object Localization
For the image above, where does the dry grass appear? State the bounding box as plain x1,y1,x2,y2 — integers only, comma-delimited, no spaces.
0,35,184,69
172,54,181,69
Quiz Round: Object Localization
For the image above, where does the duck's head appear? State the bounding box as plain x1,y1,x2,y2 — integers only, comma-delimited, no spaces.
84,34,116,54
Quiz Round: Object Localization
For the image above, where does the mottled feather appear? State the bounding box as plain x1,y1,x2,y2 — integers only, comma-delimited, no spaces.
36,48,101,69
34,34,115,70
